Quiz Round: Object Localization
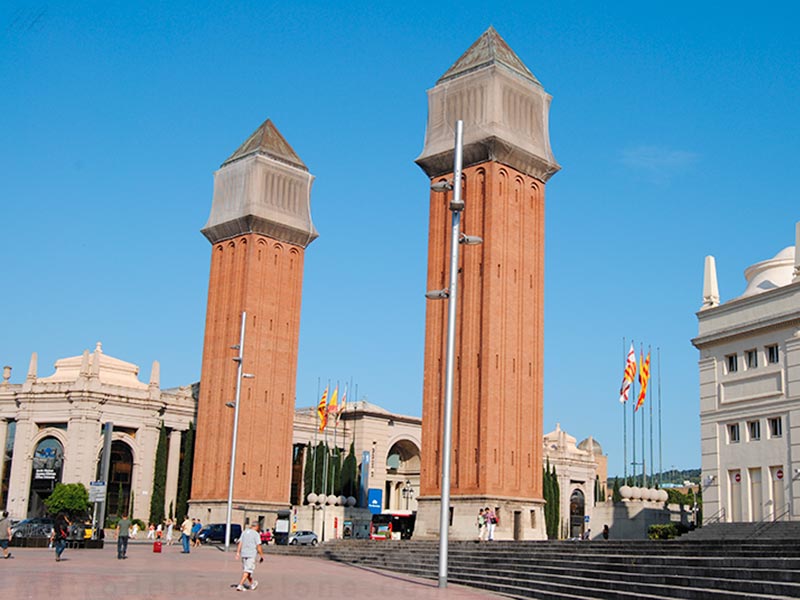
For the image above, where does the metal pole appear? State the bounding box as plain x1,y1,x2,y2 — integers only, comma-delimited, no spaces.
658,347,662,488
96,422,113,539
225,311,247,552
438,119,463,589
622,338,627,481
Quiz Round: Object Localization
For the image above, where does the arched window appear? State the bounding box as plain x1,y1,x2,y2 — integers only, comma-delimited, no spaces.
96,441,134,517
27,437,64,517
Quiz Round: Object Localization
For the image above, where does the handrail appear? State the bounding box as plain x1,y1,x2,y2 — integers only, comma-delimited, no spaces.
749,501,791,538
703,506,726,526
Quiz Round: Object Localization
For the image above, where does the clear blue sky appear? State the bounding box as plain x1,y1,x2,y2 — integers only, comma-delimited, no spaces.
3,2,799,476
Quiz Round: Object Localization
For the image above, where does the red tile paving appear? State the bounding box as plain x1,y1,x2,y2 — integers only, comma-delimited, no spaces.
2,541,502,599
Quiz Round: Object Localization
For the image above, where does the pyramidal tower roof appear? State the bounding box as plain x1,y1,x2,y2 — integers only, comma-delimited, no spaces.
222,118,307,171
438,26,540,85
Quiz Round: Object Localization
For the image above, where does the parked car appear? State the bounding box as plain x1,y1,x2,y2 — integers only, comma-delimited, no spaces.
287,530,318,546
10,518,54,538
197,523,241,544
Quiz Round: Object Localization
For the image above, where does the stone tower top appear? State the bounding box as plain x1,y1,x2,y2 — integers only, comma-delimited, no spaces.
202,119,318,247
416,27,560,182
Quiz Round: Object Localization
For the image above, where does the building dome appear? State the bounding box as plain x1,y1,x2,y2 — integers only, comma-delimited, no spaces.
577,436,604,455
740,246,796,298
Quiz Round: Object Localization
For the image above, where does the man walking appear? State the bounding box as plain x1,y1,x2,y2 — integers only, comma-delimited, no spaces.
0,511,11,559
235,523,264,591
180,516,192,553
116,513,131,559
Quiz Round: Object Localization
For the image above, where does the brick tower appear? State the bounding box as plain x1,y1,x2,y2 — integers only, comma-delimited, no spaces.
190,119,317,522
414,27,559,540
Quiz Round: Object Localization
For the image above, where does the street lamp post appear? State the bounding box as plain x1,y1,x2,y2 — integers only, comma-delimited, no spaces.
402,480,414,510
225,311,249,553
425,120,482,588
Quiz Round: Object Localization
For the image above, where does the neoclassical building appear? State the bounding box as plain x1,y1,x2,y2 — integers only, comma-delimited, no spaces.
0,344,196,521
543,424,608,538
693,222,800,523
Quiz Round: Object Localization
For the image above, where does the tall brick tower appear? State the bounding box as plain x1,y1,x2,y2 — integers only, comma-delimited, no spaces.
414,27,559,540
190,119,317,522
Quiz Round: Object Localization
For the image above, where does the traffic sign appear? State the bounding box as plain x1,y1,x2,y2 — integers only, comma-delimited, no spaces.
777,469,784,480
89,481,107,503
584,515,590,523
734,473,741,483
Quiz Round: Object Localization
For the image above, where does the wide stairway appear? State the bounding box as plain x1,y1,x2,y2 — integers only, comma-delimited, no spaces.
266,534,800,599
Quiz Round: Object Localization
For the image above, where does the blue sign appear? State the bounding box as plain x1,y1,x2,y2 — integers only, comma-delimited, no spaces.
367,489,383,515
584,515,590,523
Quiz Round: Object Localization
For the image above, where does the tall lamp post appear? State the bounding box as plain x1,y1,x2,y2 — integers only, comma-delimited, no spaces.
425,120,482,588
225,311,254,552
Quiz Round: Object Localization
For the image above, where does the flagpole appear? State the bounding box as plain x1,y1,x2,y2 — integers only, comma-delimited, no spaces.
658,347,663,488
622,338,627,482
640,344,645,488
632,342,637,487
313,377,320,496
649,345,654,489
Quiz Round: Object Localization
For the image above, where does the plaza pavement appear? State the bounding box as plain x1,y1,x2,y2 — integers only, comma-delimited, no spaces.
2,539,503,599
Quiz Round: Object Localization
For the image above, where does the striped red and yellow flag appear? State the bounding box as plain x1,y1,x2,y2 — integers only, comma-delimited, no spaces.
635,351,651,412
317,387,329,432
327,386,339,416
619,343,637,403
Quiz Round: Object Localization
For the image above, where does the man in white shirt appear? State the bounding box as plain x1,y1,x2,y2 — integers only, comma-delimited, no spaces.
235,523,264,591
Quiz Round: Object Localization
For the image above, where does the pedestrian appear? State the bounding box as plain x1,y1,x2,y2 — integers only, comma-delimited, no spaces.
602,524,609,540
476,509,487,541
147,523,155,540
0,510,12,559
50,513,70,562
156,522,163,540
166,519,174,545
191,518,202,548
180,516,192,553
485,507,497,541
116,513,131,559
235,523,264,591
130,522,139,539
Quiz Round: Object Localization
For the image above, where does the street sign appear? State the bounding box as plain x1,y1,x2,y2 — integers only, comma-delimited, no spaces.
777,469,784,480
734,473,741,483
89,481,106,503
584,515,590,523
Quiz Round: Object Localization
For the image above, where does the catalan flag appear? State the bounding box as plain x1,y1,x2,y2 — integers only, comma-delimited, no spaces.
317,387,329,432
619,343,637,404
635,350,651,412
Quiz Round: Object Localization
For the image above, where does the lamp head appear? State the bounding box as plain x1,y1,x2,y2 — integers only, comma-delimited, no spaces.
425,289,450,300
430,180,453,193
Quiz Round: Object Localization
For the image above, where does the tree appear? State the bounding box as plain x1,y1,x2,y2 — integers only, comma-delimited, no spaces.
341,442,358,498
303,443,314,502
149,422,168,524
44,483,89,517
612,477,622,503
176,421,195,520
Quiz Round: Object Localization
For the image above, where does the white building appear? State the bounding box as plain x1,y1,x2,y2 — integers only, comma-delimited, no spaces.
0,343,196,522
693,222,800,523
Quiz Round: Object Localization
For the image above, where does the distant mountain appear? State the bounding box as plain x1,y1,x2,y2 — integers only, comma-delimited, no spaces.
607,468,700,488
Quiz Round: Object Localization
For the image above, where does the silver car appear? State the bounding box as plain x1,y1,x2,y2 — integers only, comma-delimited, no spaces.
287,530,318,545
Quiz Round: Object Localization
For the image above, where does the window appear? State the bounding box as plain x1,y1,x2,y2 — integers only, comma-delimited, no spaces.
767,344,779,364
748,420,761,441
769,417,782,438
728,423,740,443
746,349,758,369
726,354,738,373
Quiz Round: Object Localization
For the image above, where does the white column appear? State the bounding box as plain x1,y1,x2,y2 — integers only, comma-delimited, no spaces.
0,421,7,487
164,429,182,519
7,419,34,519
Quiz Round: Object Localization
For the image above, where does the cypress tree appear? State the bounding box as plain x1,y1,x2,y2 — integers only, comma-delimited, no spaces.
176,421,195,519
315,442,326,494
149,422,168,524
612,477,622,503
303,442,314,502
552,466,560,540
341,442,357,498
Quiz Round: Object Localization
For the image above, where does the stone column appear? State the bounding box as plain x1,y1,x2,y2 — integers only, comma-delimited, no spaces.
6,419,34,519
165,429,182,519
0,420,7,489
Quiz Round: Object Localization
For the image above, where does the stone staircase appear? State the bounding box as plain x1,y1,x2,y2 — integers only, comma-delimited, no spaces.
685,520,800,541
266,535,800,599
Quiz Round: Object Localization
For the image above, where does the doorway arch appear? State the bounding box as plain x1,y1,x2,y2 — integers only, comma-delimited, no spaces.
28,436,65,517
96,440,134,517
569,488,586,538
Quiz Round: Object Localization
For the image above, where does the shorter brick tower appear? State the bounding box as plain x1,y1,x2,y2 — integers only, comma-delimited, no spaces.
190,119,317,523
414,28,559,540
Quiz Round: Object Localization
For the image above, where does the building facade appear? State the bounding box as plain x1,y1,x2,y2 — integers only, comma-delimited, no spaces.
693,223,800,523
0,344,196,522
415,26,560,541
